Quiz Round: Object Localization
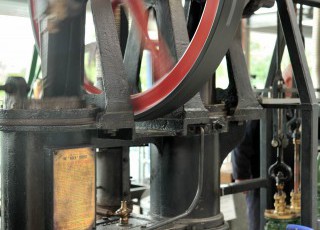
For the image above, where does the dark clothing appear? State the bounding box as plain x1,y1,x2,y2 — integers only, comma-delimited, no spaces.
232,120,260,230
232,120,294,230
246,189,260,230
232,120,260,180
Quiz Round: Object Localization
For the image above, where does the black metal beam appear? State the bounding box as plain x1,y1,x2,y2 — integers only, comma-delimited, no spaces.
155,0,189,61
124,22,143,94
264,29,286,91
277,0,316,104
260,110,274,229
42,1,87,97
300,108,318,229
227,27,263,118
276,0,318,227
294,0,320,8
91,0,134,130
220,178,268,196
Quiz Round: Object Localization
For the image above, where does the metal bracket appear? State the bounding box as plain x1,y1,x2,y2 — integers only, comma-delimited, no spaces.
91,0,134,133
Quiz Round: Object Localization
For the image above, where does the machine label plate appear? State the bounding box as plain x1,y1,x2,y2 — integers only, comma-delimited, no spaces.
54,147,95,230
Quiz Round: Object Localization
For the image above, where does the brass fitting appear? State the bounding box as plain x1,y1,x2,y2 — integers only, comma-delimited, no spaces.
115,201,131,226
274,186,287,215
265,183,299,219
290,190,301,214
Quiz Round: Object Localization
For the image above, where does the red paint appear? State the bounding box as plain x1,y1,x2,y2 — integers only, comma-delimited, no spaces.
126,0,173,82
30,0,219,117
84,78,102,95
131,1,219,116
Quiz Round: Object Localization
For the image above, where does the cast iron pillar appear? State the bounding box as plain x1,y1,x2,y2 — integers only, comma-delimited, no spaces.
96,147,131,214
150,133,228,229
1,1,97,229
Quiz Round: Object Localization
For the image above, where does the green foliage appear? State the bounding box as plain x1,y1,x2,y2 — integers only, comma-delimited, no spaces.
84,53,97,83
249,37,274,88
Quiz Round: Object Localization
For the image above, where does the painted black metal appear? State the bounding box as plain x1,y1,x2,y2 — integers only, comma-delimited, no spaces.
294,0,320,7
1,1,294,230
96,147,131,213
226,27,263,119
261,103,313,110
91,0,134,130
260,110,274,229
1,131,92,230
243,0,275,18
124,22,143,94
0,79,98,131
184,0,192,20
145,127,205,230
200,75,216,105
129,0,212,137
277,0,316,104
135,0,246,120
258,0,319,227
42,0,87,98
221,178,268,196
300,108,318,228
0,6,96,228
186,0,204,39
0,108,97,126
150,133,226,229
2,77,29,109
155,0,189,62
119,7,129,57
219,121,247,164
122,147,131,208
264,29,286,92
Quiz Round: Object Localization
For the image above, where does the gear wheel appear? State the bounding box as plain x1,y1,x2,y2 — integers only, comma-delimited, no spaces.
243,0,275,17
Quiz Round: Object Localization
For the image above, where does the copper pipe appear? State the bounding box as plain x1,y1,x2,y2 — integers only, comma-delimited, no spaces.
293,128,301,193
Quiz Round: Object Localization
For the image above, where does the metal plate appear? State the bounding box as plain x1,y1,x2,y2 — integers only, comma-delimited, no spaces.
54,147,95,230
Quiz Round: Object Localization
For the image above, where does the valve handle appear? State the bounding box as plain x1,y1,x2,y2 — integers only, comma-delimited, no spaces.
268,160,292,184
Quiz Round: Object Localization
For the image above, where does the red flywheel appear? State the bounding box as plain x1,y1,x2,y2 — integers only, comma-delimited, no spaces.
29,0,245,120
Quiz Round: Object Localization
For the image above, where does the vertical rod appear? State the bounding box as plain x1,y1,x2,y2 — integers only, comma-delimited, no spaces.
276,14,282,72
42,1,87,97
293,126,301,194
277,0,318,227
260,110,274,229
277,0,316,104
300,108,318,228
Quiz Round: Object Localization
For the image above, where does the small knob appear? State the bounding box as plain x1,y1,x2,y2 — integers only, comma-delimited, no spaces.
271,138,279,147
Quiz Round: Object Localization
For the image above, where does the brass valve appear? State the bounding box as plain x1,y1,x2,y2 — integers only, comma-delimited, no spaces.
265,183,299,219
115,201,131,226
274,183,287,215
290,190,301,213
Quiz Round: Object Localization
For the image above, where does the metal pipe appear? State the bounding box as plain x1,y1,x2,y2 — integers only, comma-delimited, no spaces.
293,128,301,193
145,127,205,230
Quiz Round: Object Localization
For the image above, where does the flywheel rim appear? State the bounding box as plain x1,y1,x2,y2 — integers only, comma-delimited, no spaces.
29,0,245,121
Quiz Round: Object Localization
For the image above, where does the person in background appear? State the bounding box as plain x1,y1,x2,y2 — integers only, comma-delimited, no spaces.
232,120,260,230
232,65,294,230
